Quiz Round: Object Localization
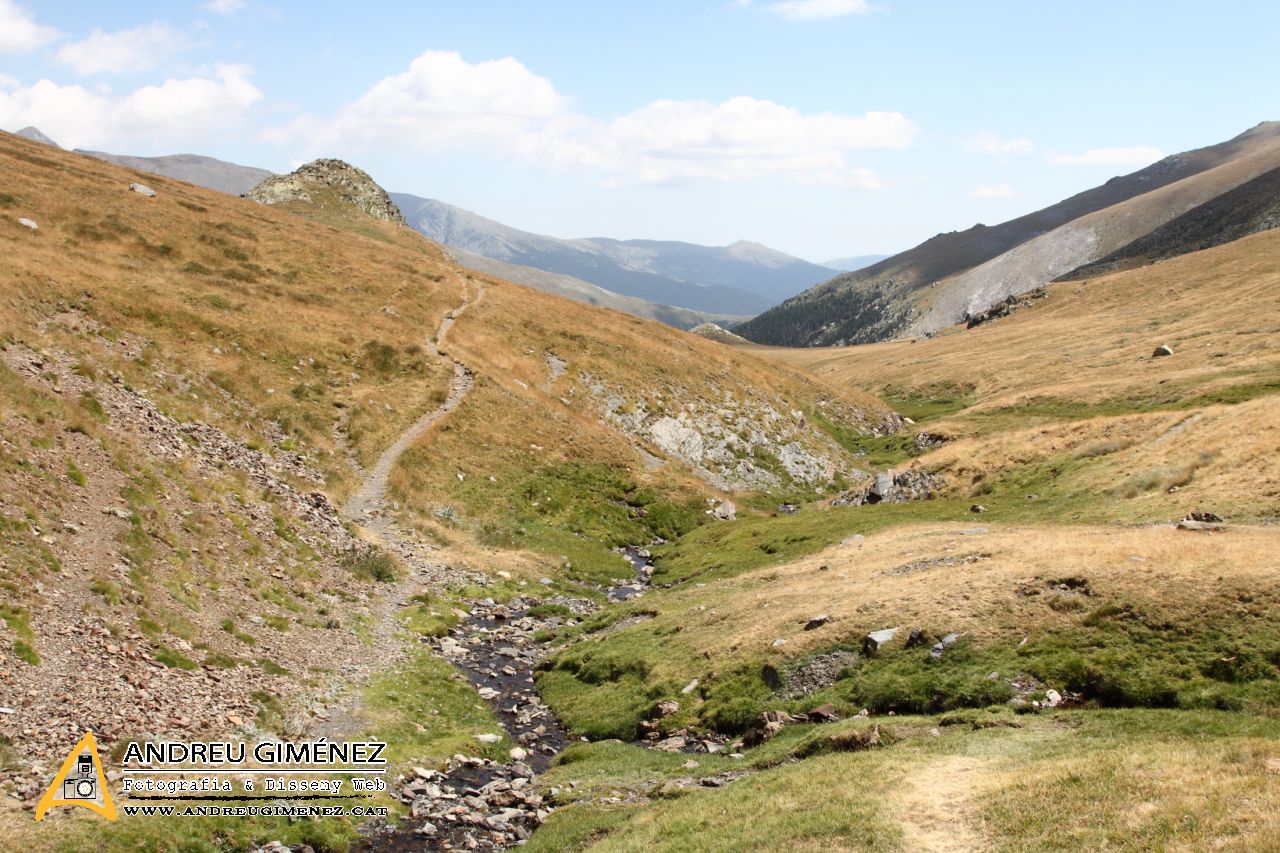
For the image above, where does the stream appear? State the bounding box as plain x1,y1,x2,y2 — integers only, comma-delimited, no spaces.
354,547,665,851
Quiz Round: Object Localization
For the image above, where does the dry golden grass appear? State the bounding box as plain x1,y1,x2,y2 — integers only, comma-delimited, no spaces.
634,521,1280,671
0,128,887,515
921,396,1280,518
0,130,464,500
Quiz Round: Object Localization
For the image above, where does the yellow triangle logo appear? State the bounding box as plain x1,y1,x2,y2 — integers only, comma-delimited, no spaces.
34,731,117,821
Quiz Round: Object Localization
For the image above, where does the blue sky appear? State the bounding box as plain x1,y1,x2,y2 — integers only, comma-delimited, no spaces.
2,1,1276,261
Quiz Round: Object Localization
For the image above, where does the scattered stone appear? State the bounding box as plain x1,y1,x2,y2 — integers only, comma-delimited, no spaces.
1044,689,1063,708
930,633,962,660
474,733,502,744
712,499,737,521
905,628,928,648
1152,344,1174,358
771,638,788,647
806,703,840,723
1176,519,1223,532
964,288,1046,328
862,627,898,656
653,699,679,718
804,613,831,631
833,469,942,507
1186,511,1223,523
914,432,948,452
17,217,37,230
129,182,157,197
680,678,700,695
970,504,987,514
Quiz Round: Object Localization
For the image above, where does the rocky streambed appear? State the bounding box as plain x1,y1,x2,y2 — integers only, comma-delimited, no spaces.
355,548,691,852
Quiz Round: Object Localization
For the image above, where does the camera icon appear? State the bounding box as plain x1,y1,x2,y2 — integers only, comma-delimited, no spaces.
61,755,97,801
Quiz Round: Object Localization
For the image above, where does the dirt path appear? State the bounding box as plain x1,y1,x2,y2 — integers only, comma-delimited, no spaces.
312,281,484,738
345,279,481,531
895,755,987,852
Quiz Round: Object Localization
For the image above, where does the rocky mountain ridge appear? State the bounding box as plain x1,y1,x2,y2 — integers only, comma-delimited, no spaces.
739,120,1280,346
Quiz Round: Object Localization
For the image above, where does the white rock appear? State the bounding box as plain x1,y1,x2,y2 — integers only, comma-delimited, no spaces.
680,678,699,695
474,733,502,744
129,182,157,197
508,747,528,761
17,218,37,230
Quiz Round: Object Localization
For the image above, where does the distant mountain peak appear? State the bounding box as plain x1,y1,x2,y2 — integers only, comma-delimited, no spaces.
15,126,59,148
246,159,405,224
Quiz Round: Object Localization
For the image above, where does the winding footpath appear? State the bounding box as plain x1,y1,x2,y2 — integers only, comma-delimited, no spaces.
345,280,480,536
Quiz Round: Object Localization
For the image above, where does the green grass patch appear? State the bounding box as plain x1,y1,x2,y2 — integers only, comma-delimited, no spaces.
400,593,462,638
152,644,199,670
0,605,39,665
362,648,509,768
457,461,705,585
66,458,88,487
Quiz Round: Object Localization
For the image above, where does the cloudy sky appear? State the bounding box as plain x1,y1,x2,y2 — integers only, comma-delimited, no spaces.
2,1,1276,261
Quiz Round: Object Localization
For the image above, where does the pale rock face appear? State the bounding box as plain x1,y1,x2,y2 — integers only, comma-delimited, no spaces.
778,442,831,482
650,416,706,463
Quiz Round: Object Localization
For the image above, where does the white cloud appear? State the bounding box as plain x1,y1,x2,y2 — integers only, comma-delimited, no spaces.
269,50,914,189
204,0,248,13
56,23,184,75
767,0,872,21
0,64,263,150
964,132,1033,156
0,0,58,53
969,183,1014,198
1049,145,1165,166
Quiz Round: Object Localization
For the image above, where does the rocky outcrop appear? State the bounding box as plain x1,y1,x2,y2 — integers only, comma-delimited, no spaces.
832,469,943,507
582,375,876,492
964,288,1045,328
245,159,405,224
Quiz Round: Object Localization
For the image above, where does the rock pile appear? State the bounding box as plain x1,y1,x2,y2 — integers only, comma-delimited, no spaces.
0,344,350,550
383,758,549,850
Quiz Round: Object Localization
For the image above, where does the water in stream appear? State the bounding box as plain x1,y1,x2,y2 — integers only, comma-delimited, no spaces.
354,548,657,851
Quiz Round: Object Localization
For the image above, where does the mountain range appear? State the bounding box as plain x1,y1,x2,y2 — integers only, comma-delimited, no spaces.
391,193,838,315
738,121,1280,346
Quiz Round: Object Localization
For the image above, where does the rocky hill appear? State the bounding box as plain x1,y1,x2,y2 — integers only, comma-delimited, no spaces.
393,192,836,314
739,121,1280,346
246,158,406,224
14,126,57,147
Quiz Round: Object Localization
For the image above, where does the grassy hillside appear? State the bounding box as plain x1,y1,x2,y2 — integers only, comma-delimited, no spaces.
0,127,892,849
